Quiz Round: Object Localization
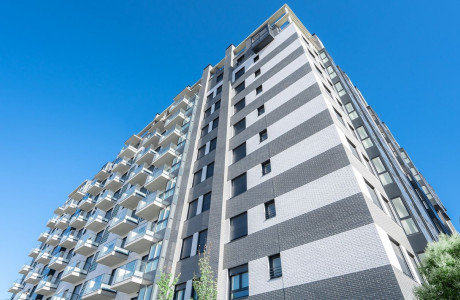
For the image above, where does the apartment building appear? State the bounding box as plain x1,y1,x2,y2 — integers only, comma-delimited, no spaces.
8,4,455,300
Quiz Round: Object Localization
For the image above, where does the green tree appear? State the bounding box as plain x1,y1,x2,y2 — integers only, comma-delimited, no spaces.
414,233,460,300
193,248,218,300
157,271,180,300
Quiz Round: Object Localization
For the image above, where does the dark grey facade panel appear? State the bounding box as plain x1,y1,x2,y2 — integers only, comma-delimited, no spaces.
181,210,210,238
194,150,216,173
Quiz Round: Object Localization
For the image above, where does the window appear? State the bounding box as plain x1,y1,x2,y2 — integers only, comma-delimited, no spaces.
407,253,423,282
207,93,213,102
193,170,202,187
259,129,268,142
234,98,245,113
173,287,185,300
400,151,410,164
235,81,245,94
229,265,249,299
214,100,221,111
216,73,223,83
371,157,393,185
235,67,245,81
326,66,336,79
188,199,198,219
334,82,346,97
345,102,359,120
264,200,276,219
204,107,211,118
209,138,217,152
390,239,413,278
319,52,329,63
197,145,206,159
334,109,345,125
233,143,246,163
391,197,419,235
201,124,209,137
234,118,246,135
197,229,208,254
231,173,247,197
257,105,265,116
253,55,259,63
347,139,360,161
363,156,375,175
216,85,222,95
262,160,271,175
236,55,245,66
180,236,193,259
323,83,333,98
365,181,382,209
255,69,261,77
211,117,219,130
382,196,397,221
206,162,214,179
256,85,263,95
356,126,373,148
269,254,282,279
230,212,247,241
202,192,211,212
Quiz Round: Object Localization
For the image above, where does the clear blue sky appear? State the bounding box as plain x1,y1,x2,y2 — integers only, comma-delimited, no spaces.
1,0,459,296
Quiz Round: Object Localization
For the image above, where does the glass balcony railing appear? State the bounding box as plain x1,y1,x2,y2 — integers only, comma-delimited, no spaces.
112,259,150,285
126,222,155,245
70,210,89,223
37,277,58,292
52,291,80,300
159,125,182,143
63,259,91,277
164,109,186,127
82,274,115,296
99,239,129,259
136,192,164,212
76,233,100,250
110,209,140,229
60,229,79,242
13,291,29,300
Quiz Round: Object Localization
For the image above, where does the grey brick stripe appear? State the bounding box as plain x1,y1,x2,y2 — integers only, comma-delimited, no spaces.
226,144,350,219
231,46,307,107
249,265,404,300
232,33,299,87
223,192,371,269
229,79,320,150
228,109,333,179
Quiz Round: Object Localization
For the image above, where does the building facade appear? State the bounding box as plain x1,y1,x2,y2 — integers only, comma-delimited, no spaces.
8,4,456,300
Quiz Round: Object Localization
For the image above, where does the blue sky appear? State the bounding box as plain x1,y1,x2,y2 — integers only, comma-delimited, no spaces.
1,0,459,296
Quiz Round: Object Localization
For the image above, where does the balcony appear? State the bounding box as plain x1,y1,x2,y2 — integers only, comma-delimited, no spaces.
135,146,157,165
24,268,41,284
95,190,117,211
118,144,137,159
55,214,70,230
104,173,124,192
144,166,173,192
159,125,183,147
164,109,187,129
125,134,142,146
45,232,61,246
85,211,109,232
111,260,154,294
251,24,275,53
95,162,113,181
64,200,79,214
96,239,129,267
62,260,91,284
36,278,58,296
119,185,147,210
13,291,29,300
176,138,186,154
79,194,96,211
74,233,100,256
169,96,191,115
38,232,50,243
125,222,158,253
112,157,132,174
46,216,59,228
135,192,166,221
69,181,89,201
59,230,79,248
81,274,117,300
141,130,162,148
29,247,40,258
19,263,33,275
52,291,81,300
126,164,153,186
8,279,24,294
54,205,65,216
169,161,181,177
87,179,104,195
49,252,70,271
152,144,178,167
70,210,89,229
108,209,140,236
36,250,52,264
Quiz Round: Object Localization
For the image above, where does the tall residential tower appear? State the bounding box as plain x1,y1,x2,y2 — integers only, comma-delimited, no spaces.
8,4,455,300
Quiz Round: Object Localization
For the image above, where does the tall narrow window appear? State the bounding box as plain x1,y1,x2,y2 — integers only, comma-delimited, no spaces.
259,129,268,142
334,82,346,96
264,200,276,219
196,229,208,254
211,117,219,130
197,145,206,159
230,212,247,241
232,173,247,197
202,192,211,212
209,138,217,152
234,119,246,136
180,236,193,259
391,197,419,235
253,55,259,63
235,81,245,94
216,73,223,83
193,170,202,187
206,162,214,179
257,105,265,116
356,126,373,148
334,109,345,125
201,125,209,137
390,239,413,278
229,265,249,299
262,160,271,175
235,67,245,81
365,181,382,209
234,98,245,113
347,139,360,161
326,65,336,79
214,100,221,111
371,157,393,185
233,143,246,163
256,85,263,95
216,85,222,95
269,254,282,279
255,69,261,77
187,199,198,219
